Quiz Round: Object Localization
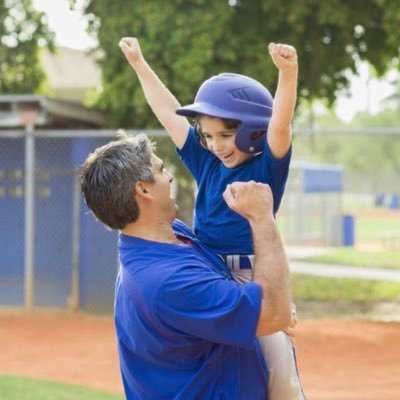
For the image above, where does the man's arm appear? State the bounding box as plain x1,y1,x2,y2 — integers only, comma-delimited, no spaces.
266,43,298,159
119,37,190,149
223,181,293,336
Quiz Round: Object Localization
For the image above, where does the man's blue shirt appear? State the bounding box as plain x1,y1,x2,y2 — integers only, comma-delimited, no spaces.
177,126,291,255
115,219,268,399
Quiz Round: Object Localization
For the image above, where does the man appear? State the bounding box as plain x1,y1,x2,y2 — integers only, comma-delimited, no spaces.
80,131,294,400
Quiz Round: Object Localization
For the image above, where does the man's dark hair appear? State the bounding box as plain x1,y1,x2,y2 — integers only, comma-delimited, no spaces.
80,131,155,229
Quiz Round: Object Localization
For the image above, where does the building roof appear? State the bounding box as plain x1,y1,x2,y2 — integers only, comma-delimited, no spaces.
0,94,105,129
41,47,102,91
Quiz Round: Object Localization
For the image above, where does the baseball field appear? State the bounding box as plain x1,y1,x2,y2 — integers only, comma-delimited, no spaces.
0,311,399,400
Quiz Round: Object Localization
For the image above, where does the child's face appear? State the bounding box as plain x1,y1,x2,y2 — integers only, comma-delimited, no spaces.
198,116,252,168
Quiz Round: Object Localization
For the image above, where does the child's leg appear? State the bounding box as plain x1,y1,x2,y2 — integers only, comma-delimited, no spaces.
223,255,306,398
258,332,306,400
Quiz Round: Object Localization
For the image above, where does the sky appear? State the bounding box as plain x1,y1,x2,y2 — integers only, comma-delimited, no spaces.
33,0,97,51
334,64,396,122
32,0,397,122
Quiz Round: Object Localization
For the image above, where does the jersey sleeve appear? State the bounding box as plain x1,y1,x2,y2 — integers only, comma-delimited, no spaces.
176,125,212,182
154,264,262,349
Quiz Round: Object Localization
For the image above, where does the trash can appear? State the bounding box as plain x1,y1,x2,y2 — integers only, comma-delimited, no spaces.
342,215,355,247
389,194,399,210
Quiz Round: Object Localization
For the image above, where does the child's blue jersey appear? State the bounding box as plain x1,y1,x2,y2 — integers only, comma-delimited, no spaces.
177,126,291,255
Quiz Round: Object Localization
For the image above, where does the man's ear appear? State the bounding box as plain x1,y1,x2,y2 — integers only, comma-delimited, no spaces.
135,181,152,199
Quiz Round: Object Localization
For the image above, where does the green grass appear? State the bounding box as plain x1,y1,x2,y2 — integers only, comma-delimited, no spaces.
356,217,400,241
0,376,124,400
293,273,400,303
293,247,400,270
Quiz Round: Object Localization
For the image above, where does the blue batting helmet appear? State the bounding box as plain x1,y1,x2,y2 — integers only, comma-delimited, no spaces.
176,73,273,153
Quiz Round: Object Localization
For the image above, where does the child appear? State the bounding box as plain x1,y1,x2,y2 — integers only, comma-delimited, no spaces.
120,37,305,400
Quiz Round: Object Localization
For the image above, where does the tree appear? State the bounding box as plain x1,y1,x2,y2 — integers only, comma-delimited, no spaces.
0,0,54,94
70,0,239,128
294,106,400,170
71,0,400,221
71,0,244,224
73,0,400,128
350,109,400,174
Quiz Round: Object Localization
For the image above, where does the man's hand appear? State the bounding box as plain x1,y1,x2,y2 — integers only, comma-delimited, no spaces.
223,181,274,222
119,37,144,66
268,42,298,73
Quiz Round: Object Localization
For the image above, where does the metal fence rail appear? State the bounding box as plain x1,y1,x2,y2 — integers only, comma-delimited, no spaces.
1,129,120,313
1,127,399,313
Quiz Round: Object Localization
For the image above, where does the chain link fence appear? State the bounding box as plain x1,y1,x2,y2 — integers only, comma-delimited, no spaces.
278,161,344,246
0,130,122,313
279,130,400,248
0,128,195,314
1,127,399,312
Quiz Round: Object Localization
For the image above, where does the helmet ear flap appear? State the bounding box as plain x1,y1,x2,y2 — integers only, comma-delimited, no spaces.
250,131,266,141
194,122,209,150
235,125,268,153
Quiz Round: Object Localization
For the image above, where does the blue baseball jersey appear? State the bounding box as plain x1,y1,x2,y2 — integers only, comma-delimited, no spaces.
177,126,291,255
115,219,268,399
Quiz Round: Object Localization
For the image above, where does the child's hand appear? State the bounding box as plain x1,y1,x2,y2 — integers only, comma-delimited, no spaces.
268,42,298,72
119,37,144,65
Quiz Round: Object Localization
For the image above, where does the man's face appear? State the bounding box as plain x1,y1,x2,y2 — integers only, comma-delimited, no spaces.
149,155,178,220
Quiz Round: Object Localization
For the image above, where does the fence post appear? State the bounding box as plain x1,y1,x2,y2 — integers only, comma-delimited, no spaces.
69,169,81,310
23,111,37,310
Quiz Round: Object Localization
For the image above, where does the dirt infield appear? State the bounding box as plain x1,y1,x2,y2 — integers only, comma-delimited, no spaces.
355,209,400,219
0,311,399,400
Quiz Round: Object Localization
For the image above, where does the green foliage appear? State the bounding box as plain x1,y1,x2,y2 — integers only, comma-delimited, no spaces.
0,375,124,400
71,0,400,127
293,107,400,175
292,273,400,302
75,0,237,128
71,0,400,216
0,0,55,93
350,110,400,173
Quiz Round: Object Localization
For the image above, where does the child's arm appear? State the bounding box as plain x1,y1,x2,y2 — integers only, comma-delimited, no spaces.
119,37,190,149
266,42,298,159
